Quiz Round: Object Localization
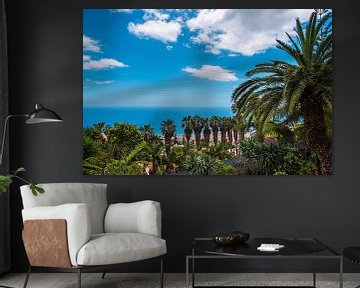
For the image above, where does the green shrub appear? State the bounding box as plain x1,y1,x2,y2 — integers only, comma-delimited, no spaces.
240,139,314,175
83,133,101,159
207,143,233,160
215,163,235,175
184,153,217,175
240,139,286,174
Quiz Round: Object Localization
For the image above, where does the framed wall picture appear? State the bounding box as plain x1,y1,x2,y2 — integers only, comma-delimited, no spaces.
83,9,332,176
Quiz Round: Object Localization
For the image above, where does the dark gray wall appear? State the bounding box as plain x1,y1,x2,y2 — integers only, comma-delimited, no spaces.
5,0,360,273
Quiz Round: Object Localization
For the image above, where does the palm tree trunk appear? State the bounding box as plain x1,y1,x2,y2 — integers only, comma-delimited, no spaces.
185,135,191,149
227,130,233,144
300,97,332,175
212,128,218,145
165,134,172,155
239,126,245,143
204,128,211,145
195,131,201,149
234,130,238,143
220,130,227,143
185,128,192,149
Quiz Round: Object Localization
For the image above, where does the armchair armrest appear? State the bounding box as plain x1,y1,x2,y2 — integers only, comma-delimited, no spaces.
22,203,91,266
104,200,162,237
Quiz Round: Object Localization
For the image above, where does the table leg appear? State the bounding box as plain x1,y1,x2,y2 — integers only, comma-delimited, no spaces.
192,246,195,288
186,257,189,288
313,254,316,287
192,257,195,288
339,257,343,288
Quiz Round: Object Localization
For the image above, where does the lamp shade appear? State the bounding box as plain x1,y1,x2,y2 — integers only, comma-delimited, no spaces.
25,104,63,124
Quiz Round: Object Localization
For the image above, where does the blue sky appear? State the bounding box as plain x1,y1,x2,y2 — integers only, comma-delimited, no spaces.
83,9,316,108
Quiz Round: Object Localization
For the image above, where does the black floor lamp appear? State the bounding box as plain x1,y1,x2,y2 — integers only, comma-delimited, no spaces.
0,103,62,288
0,103,63,167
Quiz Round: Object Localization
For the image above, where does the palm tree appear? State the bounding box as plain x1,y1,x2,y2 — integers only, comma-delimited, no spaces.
161,119,176,154
140,124,154,142
85,122,108,141
233,127,238,143
203,118,211,145
218,117,228,144
191,115,204,149
231,109,247,144
181,116,193,148
93,122,106,133
209,116,219,145
146,136,164,175
232,11,332,174
226,117,235,145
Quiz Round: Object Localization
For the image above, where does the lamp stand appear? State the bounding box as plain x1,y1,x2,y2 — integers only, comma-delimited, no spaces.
0,115,27,169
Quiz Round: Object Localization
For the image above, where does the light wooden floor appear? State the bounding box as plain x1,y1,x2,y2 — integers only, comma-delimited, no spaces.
0,273,359,288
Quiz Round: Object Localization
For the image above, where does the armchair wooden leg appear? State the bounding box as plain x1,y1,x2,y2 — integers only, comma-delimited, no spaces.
101,270,107,279
77,268,81,288
23,266,31,288
160,257,164,288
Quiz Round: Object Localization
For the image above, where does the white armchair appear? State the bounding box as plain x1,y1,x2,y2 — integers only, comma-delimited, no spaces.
20,183,166,288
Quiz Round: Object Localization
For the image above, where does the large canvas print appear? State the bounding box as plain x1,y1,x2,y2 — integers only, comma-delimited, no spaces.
83,9,332,175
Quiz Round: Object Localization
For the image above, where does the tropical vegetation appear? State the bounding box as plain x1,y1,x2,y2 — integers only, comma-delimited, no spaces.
232,10,332,174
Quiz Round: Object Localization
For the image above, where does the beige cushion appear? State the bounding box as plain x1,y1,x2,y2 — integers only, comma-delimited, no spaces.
20,183,107,234
104,201,162,237
76,233,167,266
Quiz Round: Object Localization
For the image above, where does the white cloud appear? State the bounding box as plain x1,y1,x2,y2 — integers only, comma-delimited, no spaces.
83,35,101,53
186,9,313,56
83,55,91,61
85,79,115,84
166,45,173,51
128,20,182,43
142,9,169,20
94,80,115,84
182,65,238,82
83,58,129,70
112,9,133,13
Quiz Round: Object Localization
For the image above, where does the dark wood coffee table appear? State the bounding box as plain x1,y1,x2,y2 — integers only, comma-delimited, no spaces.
186,237,343,288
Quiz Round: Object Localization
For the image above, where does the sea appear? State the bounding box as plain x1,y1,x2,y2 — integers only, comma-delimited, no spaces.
83,107,233,135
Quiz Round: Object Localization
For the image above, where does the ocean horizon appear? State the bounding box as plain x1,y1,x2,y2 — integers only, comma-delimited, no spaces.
83,107,233,134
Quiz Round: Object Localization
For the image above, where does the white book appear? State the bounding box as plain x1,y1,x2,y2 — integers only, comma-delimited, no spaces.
257,243,285,251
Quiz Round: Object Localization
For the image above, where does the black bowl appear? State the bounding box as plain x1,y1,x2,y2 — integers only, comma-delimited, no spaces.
233,231,250,242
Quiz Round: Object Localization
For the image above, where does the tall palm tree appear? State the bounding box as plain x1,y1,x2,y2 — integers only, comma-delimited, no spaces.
161,119,176,154
233,126,238,143
203,118,211,145
191,115,204,149
230,108,247,144
140,124,154,142
218,117,228,144
226,117,235,145
181,116,193,148
232,11,332,174
209,116,219,146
